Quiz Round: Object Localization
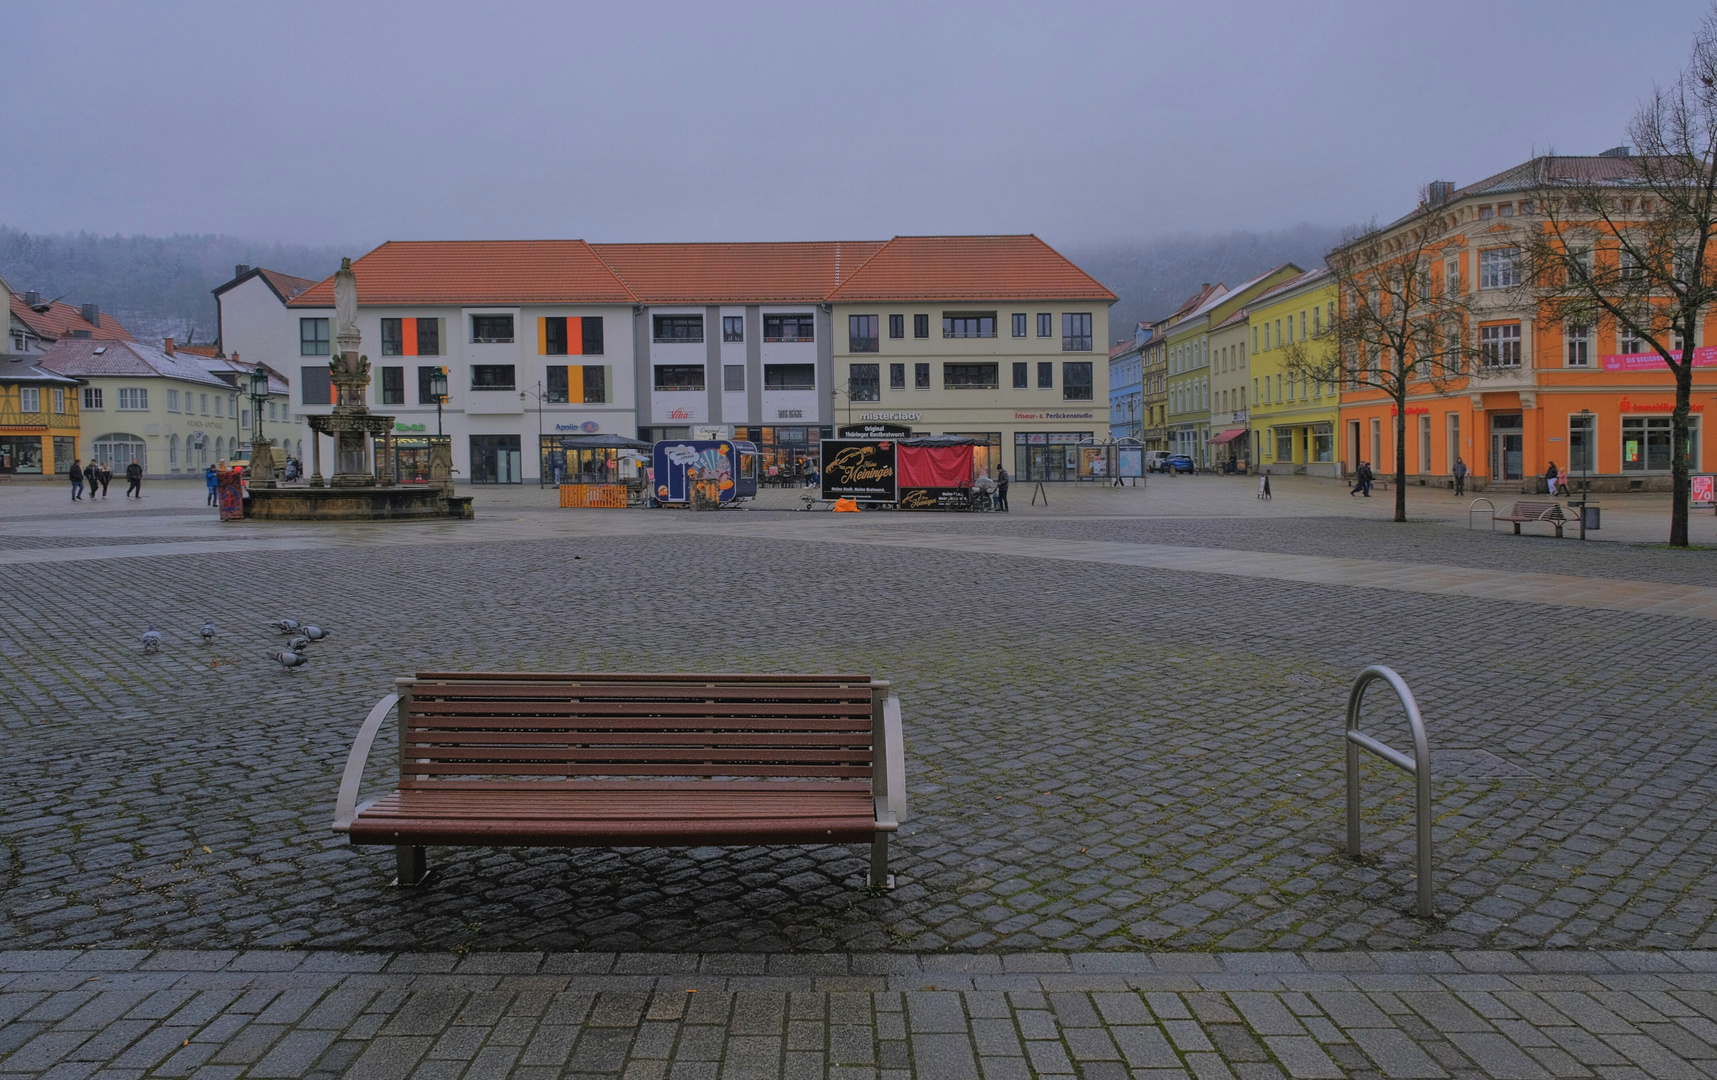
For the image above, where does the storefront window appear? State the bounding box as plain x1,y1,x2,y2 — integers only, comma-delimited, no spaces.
1312,426,1334,462
1275,429,1293,462
0,436,44,474
1012,432,1095,482
1622,416,1698,472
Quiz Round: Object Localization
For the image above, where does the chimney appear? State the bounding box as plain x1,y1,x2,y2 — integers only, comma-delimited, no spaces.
23,291,40,308
1427,180,1456,205
1599,145,1632,158
234,264,251,279
81,303,99,327
163,337,176,356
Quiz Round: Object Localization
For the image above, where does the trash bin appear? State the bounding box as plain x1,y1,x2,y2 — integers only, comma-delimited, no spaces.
1583,504,1600,530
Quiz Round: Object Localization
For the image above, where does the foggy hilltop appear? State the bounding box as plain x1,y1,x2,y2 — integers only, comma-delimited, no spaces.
1,224,1351,349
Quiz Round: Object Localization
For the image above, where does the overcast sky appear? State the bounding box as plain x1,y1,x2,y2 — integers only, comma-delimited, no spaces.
3,0,1709,251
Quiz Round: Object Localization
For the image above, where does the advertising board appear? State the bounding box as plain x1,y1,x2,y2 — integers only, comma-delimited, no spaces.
820,439,897,502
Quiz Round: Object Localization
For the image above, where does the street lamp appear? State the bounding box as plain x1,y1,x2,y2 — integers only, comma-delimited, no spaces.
246,363,272,485
429,367,449,436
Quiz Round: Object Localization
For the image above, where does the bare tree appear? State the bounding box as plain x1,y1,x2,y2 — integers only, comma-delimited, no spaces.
1285,201,1480,523
1517,15,1717,547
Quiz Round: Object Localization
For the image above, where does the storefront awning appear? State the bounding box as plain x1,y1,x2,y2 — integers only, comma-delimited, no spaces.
1210,428,1248,445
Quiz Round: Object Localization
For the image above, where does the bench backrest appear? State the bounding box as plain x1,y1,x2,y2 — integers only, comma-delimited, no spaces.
398,672,882,791
1508,501,1563,519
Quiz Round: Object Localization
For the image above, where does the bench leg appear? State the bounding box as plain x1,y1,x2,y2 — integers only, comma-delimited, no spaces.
869,833,894,890
395,845,428,886
1513,522,1521,535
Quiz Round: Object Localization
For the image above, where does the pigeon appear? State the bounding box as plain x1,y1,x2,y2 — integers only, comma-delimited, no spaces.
268,650,308,673
142,625,162,653
271,619,300,635
199,622,216,643
287,635,310,651
300,625,328,642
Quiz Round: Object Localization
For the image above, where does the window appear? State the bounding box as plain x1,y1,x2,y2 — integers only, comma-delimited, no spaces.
116,388,146,410
1480,324,1521,368
544,317,568,356
1276,428,1294,462
471,314,514,343
581,365,606,403
1569,412,1595,472
300,367,331,405
723,316,744,343
417,317,441,356
1013,361,1029,388
1012,313,1028,338
915,362,930,389
1623,416,1698,472
889,363,906,389
19,387,40,413
653,315,703,343
546,366,568,402
889,315,905,339
944,313,996,338
1479,205,1494,219
1619,328,1645,355
1062,313,1092,351
167,389,180,412
914,314,929,339
1479,247,1519,289
763,364,815,390
300,317,330,356
944,363,999,389
849,362,880,401
1037,361,1054,389
654,365,705,391
214,396,222,417
849,315,879,352
470,364,516,389
723,364,745,391
1565,323,1591,366
53,388,64,414
1063,362,1093,400
417,366,444,405
1619,243,1647,282
1037,313,1052,337
764,313,815,342
381,366,405,405
381,318,404,356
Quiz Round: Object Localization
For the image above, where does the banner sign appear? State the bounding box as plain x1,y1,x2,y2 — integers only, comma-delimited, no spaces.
1694,474,1715,509
838,423,912,439
820,439,896,502
1602,346,1717,371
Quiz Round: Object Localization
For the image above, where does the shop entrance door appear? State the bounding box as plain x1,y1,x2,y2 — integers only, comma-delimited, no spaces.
470,434,522,484
1489,414,1523,481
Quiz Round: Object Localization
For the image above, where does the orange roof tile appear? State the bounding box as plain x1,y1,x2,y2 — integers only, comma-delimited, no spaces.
826,235,1116,303
9,295,134,342
257,268,317,301
591,241,885,304
288,241,638,307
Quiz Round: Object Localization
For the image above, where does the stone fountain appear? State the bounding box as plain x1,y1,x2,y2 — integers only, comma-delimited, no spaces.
243,258,471,521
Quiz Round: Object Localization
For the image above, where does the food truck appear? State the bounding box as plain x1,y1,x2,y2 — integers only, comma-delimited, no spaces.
819,433,985,509
650,439,759,507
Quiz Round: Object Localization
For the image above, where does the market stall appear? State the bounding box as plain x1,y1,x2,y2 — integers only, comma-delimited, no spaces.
651,439,759,508
895,434,981,509
548,433,652,508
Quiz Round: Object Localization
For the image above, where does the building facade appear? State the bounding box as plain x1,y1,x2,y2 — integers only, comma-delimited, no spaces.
1140,327,1168,451
1207,310,1251,469
1108,333,1144,442
0,355,81,477
1247,269,1341,477
1336,154,1717,492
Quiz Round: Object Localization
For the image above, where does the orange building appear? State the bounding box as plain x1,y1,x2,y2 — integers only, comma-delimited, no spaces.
1338,152,1717,493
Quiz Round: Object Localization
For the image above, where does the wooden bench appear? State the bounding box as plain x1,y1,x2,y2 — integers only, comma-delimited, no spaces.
332,673,907,888
1494,500,1570,538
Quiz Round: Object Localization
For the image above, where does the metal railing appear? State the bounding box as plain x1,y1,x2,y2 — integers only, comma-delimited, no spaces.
1345,665,1434,918
1466,497,1494,531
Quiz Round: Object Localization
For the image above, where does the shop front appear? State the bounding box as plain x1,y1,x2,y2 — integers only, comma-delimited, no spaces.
0,435,44,474
376,434,450,484
1012,431,1099,481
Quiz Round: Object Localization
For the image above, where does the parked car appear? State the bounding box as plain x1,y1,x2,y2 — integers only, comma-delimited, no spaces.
1143,450,1170,473
1162,454,1194,474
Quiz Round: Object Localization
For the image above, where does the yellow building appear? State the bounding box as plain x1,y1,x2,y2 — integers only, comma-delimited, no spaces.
0,355,81,477
1246,268,1341,478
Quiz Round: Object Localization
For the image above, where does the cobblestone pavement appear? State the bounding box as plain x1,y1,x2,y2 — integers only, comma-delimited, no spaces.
9,948,1717,1079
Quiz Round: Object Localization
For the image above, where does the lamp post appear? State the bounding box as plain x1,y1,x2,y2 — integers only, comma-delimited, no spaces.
429,367,448,436
246,363,273,486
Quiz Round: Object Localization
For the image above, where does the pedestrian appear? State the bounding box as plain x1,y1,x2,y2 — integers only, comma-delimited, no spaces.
68,457,84,500
1452,457,1468,497
1361,460,1374,497
205,464,218,507
996,467,1010,512
83,460,99,503
99,461,113,498
1545,460,1560,496
125,457,143,498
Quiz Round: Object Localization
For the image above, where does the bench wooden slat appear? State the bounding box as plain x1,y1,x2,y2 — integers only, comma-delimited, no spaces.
406,732,873,748
402,746,875,763
405,720,872,736
404,762,874,777
414,671,875,683
394,779,872,792
408,700,873,718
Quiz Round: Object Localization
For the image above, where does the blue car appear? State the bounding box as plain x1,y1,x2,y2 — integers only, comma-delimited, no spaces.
1162,454,1194,474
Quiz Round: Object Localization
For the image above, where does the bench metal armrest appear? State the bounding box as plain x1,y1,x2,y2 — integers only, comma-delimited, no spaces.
883,693,908,824
332,692,400,832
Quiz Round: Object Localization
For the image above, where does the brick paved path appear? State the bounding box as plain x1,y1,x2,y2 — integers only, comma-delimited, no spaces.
7,948,1717,1079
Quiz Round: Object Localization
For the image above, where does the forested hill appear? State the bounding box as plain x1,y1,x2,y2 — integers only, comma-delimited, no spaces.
0,227,347,347
1069,223,1349,342
0,224,1350,353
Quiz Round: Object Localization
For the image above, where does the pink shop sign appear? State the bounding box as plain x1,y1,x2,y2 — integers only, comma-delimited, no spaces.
1601,346,1717,371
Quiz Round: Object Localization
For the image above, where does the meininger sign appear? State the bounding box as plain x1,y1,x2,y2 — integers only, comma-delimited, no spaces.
820,439,897,502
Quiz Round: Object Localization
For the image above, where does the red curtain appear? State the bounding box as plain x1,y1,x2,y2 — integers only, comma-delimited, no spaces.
896,445,972,487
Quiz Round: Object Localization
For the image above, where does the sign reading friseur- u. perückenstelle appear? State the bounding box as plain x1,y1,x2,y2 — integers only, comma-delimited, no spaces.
820,439,896,502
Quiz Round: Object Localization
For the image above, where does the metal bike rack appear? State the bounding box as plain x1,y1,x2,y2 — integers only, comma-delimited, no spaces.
1345,665,1434,918
1466,497,1494,530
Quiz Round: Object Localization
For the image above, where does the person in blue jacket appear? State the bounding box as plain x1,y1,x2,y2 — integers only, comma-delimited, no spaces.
205,464,218,507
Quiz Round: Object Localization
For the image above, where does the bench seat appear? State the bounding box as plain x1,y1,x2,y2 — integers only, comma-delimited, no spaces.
348,785,880,847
